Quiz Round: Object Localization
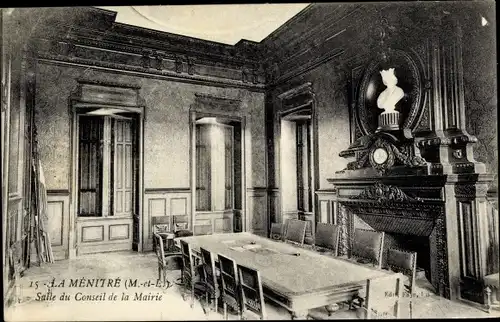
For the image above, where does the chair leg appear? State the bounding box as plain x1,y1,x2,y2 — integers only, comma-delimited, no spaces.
175,269,184,286
214,297,218,314
181,277,188,301
158,266,161,281
223,303,227,320
190,283,195,308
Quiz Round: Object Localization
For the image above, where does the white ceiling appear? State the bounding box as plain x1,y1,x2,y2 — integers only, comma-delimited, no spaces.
97,4,309,45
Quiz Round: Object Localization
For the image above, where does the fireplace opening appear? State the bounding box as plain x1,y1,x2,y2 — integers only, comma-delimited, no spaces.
383,232,432,283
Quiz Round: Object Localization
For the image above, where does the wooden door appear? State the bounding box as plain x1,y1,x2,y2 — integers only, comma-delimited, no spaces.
76,116,135,255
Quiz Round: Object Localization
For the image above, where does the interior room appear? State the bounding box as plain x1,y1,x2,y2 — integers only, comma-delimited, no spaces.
2,2,498,320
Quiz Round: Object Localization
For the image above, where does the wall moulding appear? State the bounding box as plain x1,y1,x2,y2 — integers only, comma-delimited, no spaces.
36,57,265,92
193,93,242,112
31,32,265,84
144,188,191,194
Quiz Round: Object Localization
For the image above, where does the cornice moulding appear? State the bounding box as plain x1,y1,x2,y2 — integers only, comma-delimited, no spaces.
36,56,266,92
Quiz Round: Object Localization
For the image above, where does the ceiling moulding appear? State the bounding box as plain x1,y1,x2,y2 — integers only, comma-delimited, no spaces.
26,7,263,67
36,54,266,92
31,37,266,85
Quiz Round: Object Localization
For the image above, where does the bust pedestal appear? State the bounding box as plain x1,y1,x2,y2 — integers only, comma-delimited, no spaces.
377,112,400,132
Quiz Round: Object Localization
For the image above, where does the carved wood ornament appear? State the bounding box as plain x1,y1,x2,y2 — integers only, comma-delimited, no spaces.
351,182,422,203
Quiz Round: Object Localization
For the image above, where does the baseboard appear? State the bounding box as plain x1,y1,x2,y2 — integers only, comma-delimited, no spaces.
458,296,489,313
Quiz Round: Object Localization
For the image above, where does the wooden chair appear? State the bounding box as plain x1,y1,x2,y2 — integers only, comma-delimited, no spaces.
386,248,417,318
237,264,266,320
284,219,307,246
386,248,417,293
152,216,171,252
361,274,404,319
270,223,284,241
154,233,182,285
218,254,241,320
351,228,385,269
200,247,221,315
314,222,341,256
180,239,206,308
173,215,189,232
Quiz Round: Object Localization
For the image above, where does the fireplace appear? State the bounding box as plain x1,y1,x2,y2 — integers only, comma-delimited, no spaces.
330,181,448,296
346,206,433,283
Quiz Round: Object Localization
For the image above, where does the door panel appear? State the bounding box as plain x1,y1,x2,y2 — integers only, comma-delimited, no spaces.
78,116,103,217
76,116,135,255
114,119,133,216
47,193,70,260
76,217,133,255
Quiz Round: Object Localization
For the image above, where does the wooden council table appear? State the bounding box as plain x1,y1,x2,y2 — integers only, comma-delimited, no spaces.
177,232,395,319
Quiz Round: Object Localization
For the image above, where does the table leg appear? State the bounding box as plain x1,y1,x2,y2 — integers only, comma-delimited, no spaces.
485,287,492,313
291,310,308,320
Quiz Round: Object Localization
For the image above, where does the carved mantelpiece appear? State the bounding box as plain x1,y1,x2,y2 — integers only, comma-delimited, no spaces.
349,182,423,203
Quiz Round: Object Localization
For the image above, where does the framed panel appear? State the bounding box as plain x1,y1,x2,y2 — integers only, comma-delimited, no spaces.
170,197,187,216
81,225,105,243
109,224,130,241
47,201,64,246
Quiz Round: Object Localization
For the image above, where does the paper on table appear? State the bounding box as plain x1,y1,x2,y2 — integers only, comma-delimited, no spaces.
242,244,261,250
248,248,277,255
229,246,246,252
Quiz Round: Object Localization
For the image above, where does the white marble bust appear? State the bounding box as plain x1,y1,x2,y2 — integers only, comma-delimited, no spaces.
377,68,404,114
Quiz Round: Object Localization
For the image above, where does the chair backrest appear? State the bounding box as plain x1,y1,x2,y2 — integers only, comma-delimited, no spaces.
351,228,385,268
173,215,189,232
218,254,240,311
200,247,218,291
270,223,284,241
180,239,195,279
152,216,171,234
387,248,417,294
237,264,266,320
315,222,341,255
284,219,307,245
364,274,404,319
154,233,166,266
